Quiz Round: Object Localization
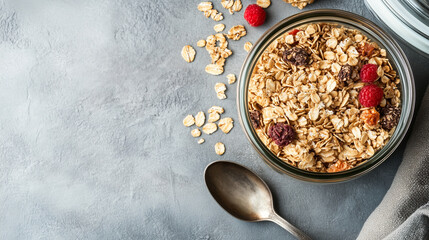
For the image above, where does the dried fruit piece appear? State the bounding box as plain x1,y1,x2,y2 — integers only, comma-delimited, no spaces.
283,47,310,66
227,25,247,40
257,0,271,8
181,45,196,63
202,123,218,134
197,39,206,47
208,112,220,123
205,64,224,75
360,64,379,82
183,115,195,127
198,2,213,12
338,64,353,81
215,142,225,155
244,4,266,27
250,111,261,129
195,111,206,127
244,41,253,52
360,108,380,126
191,129,202,137
358,84,384,107
227,74,236,84
288,29,301,36
218,117,234,133
198,138,205,144
268,123,295,147
358,42,375,57
380,105,401,130
208,106,224,114
327,160,351,173
214,23,225,32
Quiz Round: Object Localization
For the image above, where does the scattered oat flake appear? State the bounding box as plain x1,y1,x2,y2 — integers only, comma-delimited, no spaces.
198,2,213,12
227,74,236,84
214,24,225,32
181,45,196,63
215,83,226,93
232,0,242,12
203,123,218,134
191,129,201,137
257,0,271,8
208,106,224,114
215,142,226,155
195,111,205,127
208,112,221,122
197,40,206,47
282,0,314,9
205,64,224,75
198,138,205,144
227,25,246,40
217,92,227,100
221,0,234,9
244,42,253,52
183,115,195,127
218,117,234,133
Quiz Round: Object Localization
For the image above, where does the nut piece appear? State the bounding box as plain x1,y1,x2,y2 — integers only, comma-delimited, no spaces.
282,0,315,9
214,23,225,32
198,138,205,144
198,2,213,12
215,83,227,100
226,74,236,84
215,142,226,155
208,112,221,123
183,115,195,127
208,106,224,114
195,111,206,127
244,42,253,52
205,64,224,75
257,0,271,8
227,25,247,40
218,117,234,133
191,129,201,137
181,45,196,63
197,39,206,47
202,123,218,134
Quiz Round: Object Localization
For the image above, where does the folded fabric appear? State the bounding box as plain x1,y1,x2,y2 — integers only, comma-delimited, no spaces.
358,85,429,240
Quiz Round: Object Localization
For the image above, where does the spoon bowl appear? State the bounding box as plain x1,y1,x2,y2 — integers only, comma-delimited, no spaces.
204,161,312,240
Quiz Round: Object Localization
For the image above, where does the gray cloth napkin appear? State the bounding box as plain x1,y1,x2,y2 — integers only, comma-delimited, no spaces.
358,85,429,240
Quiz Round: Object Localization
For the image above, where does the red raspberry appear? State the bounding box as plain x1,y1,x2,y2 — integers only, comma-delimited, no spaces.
359,84,384,107
244,4,266,27
360,64,379,82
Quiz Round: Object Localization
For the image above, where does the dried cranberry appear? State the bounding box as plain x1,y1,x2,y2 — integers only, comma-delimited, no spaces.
268,123,295,147
250,111,261,129
288,29,301,36
338,64,353,82
283,47,310,66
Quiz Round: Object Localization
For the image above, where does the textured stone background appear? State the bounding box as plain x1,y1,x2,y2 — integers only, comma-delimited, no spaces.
0,0,428,239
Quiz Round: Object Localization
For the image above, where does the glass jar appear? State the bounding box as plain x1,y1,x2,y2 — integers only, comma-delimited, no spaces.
237,9,415,183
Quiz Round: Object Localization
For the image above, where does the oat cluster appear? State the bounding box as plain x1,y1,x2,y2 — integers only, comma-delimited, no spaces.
198,2,224,21
282,0,315,9
220,0,242,14
248,23,401,172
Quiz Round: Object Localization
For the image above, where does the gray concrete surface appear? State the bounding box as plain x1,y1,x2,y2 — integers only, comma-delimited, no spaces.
0,0,427,239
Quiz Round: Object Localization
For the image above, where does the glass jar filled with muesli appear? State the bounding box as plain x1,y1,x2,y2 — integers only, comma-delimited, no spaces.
237,10,415,183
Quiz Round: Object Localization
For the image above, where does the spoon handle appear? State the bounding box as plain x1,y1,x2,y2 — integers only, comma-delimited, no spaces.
269,212,312,240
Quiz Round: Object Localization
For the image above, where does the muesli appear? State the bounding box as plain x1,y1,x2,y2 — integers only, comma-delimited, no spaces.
247,23,401,172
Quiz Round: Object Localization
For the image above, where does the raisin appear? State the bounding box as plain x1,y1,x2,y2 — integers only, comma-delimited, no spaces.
282,47,310,66
360,108,380,126
249,111,261,129
338,64,353,81
380,105,401,130
268,123,295,147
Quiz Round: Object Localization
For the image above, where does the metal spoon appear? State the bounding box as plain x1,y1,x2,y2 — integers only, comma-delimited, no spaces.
204,161,312,240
